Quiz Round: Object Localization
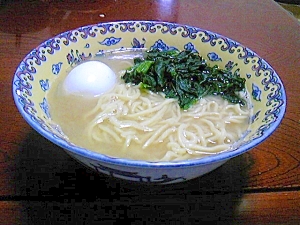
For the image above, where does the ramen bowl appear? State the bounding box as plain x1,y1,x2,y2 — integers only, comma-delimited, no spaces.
12,21,286,184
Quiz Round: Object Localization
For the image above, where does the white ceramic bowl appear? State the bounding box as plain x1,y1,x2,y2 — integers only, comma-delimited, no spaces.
12,21,286,184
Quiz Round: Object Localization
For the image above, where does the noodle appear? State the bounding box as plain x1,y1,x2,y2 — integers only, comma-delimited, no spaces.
48,52,251,162
83,83,250,161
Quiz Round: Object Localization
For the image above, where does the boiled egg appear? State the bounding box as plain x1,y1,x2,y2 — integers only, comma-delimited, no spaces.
63,61,116,97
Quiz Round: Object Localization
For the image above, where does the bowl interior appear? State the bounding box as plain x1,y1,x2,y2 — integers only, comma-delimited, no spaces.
12,21,286,166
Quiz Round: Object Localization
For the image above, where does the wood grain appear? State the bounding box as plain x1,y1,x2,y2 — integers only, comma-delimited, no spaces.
235,191,300,224
0,191,298,225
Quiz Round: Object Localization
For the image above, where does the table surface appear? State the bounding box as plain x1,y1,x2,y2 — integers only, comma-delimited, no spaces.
0,0,299,224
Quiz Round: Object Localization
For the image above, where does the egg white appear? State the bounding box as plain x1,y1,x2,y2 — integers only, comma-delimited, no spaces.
63,61,116,97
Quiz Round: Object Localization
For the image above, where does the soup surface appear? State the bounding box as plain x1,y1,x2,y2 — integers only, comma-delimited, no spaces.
48,50,251,161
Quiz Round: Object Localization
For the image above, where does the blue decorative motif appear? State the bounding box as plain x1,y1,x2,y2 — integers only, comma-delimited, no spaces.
119,22,136,32
181,27,198,39
96,23,116,34
151,39,178,51
66,49,92,66
39,97,51,119
39,79,49,91
246,73,251,79
90,162,186,184
131,37,146,48
84,43,90,48
78,26,97,39
225,61,235,70
251,110,261,123
99,37,121,46
59,30,78,46
207,52,222,61
160,23,179,35
27,49,47,65
184,42,198,53
252,83,262,101
225,61,243,78
139,21,157,33
43,38,61,54
52,62,62,75
151,39,167,50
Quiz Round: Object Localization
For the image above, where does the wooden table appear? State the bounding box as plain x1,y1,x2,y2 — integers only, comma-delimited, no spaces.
0,0,299,224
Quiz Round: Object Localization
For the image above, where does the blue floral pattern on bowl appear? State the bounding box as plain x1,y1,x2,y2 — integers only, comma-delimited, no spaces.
52,62,63,75
207,52,222,61
39,79,49,91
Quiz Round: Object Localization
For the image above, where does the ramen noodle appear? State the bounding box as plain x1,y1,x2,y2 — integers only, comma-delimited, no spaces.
48,51,251,161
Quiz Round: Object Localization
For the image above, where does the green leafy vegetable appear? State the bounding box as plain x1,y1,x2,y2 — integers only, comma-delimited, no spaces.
122,49,246,109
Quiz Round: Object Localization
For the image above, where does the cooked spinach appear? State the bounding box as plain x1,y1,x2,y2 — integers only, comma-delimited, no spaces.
122,49,246,109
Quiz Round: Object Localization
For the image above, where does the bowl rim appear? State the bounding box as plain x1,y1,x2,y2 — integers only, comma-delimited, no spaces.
12,20,287,168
